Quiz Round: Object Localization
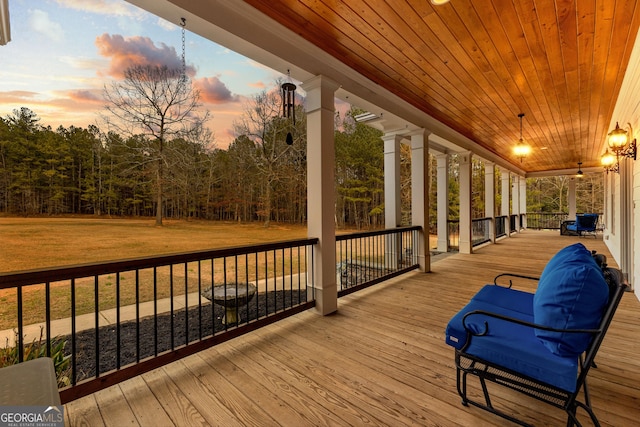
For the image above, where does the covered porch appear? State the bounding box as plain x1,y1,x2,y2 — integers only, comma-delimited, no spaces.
64,231,640,426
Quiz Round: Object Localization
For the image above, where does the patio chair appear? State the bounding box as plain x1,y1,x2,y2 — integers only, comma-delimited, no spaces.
0,357,61,406
445,243,627,426
565,213,598,238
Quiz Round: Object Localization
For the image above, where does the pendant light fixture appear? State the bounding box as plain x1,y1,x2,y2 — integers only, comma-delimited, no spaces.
576,161,583,178
513,113,531,162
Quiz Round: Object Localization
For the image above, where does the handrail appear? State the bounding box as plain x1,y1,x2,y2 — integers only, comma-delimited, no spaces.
0,238,319,289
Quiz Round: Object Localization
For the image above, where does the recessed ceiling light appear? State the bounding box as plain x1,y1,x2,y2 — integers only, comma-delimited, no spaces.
430,0,451,5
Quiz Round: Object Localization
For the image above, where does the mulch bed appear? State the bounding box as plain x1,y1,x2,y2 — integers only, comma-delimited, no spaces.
70,289,307,381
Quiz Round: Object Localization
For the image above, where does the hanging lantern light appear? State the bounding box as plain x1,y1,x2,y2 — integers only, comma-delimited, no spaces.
513,113,531,162
281,71,296,145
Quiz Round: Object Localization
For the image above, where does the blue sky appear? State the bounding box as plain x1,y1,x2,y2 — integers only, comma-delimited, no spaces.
0,0,285,146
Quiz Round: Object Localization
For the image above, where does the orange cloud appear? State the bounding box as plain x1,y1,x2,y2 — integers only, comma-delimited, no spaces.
0,91,40,103
247,81,266,89
67,89,103,104
95,33,196,79
193,76,240,105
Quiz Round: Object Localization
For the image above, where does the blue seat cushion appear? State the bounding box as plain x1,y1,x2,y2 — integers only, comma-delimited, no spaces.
533,243,609,357
446,285,533,349
445,285,579,392
565,222,577,231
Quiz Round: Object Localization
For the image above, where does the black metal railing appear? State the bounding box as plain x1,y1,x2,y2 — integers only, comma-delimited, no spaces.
529,212,567,229
496,215,508,238
510,214,518,233
526,212,604,231
471,217,491,247
0,238,317,403
336,226,421,297
448,219,460,251
520,213,527,229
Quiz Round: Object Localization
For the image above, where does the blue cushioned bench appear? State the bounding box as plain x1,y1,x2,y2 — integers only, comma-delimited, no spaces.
445,243,627,426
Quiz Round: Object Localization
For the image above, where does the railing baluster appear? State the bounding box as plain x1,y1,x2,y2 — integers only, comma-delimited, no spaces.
281,248,285,310
169,265,174,350
71,278,77,384
184,263,189,344
153,267,158,357
94,276,99,376
46,281,51,357
255,252,259,321
234,255,239,324
17,285,23,362
245,253,249,324
265,251,269,316
273,249,277,312
223,257,228,330
198,261,203,340
116,273,121,369
136,270,140,363
211,258,215,332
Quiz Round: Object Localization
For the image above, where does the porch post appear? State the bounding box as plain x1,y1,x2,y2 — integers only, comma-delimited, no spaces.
620,157,634,288
383,134,402,228
410,129,431,272
384,134,402,270
519,175,527,229
512,175,521,232
485,161,496,243
568,178,577,218
500,168,511,235
436,154,449,253
302,75,339,316
459,151,473,254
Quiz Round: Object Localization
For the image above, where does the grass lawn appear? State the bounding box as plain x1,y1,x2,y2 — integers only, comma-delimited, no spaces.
0,216,308,273
0,217,310,330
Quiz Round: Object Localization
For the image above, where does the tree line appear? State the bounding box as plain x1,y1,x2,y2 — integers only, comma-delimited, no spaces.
0,71,601,229
0,104,390,227
0,105,602,227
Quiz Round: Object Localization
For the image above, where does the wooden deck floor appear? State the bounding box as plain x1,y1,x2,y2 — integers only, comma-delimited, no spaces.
65,231,640,426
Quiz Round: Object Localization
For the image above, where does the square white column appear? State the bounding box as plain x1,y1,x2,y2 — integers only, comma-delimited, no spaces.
302,75,340,316
410,130,431,272
459,151,473,254
436,154,449,253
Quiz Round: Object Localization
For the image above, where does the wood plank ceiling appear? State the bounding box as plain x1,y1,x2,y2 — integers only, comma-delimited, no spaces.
243,0,640,173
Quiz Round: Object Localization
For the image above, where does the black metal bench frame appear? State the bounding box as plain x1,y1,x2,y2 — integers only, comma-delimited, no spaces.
454,266,627,427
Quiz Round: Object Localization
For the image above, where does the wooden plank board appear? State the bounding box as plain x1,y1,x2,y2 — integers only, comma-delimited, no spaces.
118,375,174,427
64,394,105,427
91,384,138,427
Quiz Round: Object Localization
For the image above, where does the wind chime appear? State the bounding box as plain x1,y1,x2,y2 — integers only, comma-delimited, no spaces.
281,71,296,145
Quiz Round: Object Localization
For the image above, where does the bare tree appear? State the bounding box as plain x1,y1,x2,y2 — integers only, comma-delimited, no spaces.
233,82,305,227
102,65,210,225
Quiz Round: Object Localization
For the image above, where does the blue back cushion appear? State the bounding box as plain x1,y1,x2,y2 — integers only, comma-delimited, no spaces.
533,243,609,356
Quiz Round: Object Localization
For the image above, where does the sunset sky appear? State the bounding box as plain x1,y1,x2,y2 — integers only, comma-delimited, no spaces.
0,0,286,147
